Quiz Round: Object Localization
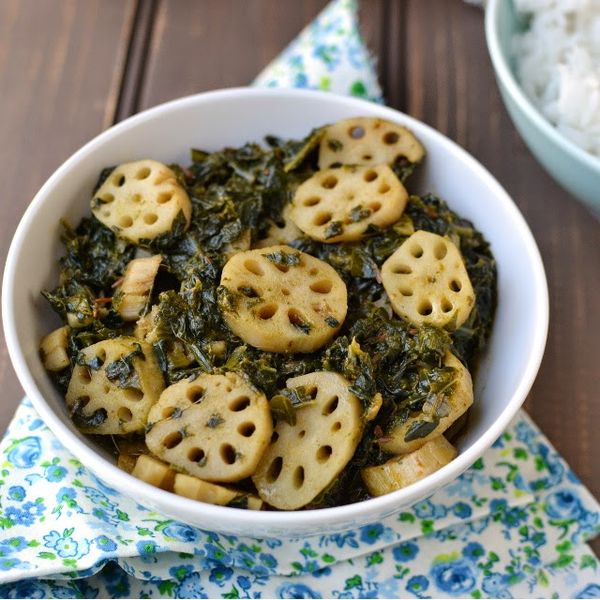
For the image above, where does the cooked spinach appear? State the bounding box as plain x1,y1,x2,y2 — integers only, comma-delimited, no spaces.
42,127,496,510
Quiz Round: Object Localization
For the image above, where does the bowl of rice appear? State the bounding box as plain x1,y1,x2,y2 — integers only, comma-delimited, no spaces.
486,0,600,217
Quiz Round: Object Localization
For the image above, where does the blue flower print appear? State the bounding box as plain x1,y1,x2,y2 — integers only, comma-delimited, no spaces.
482,573,513,598
313,44,341,71
236,575,251,591
44,464,67,482
7,436,41,468
94,535,117,553
0,580,46,598
136,540,158,557
163,522,199,543
406,575,429,596
359,522,384,544
414,498,447,519
577,584,600,598
393,541,419,562
23,500,45,518
206,542,232,566
7,485,25,501
545,489,583,520
208,565,233,587
293,72,309,88
50,585,79,599
501,506,528,529
5,506,34,526
43,530,89,559
452,502,472,519
326,531,359,548
175,572,208,599
462,542,485,561
0,537,27,555
0,556,25,571
276,582,322,598
431,558,477,594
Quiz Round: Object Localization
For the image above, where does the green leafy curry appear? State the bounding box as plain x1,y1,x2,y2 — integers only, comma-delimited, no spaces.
42,125,496,508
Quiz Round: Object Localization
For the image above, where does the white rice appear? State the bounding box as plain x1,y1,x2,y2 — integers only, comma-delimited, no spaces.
513,0,600,157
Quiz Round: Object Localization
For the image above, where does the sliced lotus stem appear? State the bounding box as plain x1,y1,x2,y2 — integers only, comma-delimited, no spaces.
379,352,473,455
113,255,162,321
361,435,457,496
39,325,71,371
132,454,176,491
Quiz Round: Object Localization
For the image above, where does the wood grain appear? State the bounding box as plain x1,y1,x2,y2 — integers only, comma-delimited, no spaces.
0,0,136,430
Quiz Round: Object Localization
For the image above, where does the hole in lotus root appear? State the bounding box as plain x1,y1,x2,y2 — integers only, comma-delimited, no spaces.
187,386,204,403
331,421,342,432
322,396,339,415
162,406,177,418
80,368,92,383
266,456,283,483
113,173,126,187
229,396,251,412
96,351,106,365
281,288,290,296
314,212,332,226
383,131,400,145
119,215,133,228
392,264,412,275
349,126,365,139
244,259,264,276
378,182,391,194
309,279,332,294
362,154,373,160
238,422,256,437
188,447,206,463
368,201,382,213
364,169,378,182
316,445,333,462
102,193,114,203
287,309,308,330
135,167,151,180
308,386,319,400
124,388,144,402
309,268,318,277
103,385,110,394
271,431,279,444
102,211,111,218
75,396,90,409
449,279,462,292
163,431,183,449
258,304,278,320
118,407,133,422
417,300,433,316
293,465,305,489
274,263,289,273
346,193,355,201
157,192,173,204
399,286,413,297
303,196,321,207
298,430,306,438
441,298,454,313
321,175,338,189
143,213,158,225
411,244,424,258
220,444,236,465
132,194,141,203
238,285,259,298
434,241,448,259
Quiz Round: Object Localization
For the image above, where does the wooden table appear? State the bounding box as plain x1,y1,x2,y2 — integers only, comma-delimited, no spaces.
1,0,598,551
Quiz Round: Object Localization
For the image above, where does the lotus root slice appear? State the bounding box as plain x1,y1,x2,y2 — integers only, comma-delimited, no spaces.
253,371,362,510
381,230,475,329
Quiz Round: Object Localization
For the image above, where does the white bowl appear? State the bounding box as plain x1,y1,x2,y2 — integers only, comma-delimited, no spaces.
2,88,548,538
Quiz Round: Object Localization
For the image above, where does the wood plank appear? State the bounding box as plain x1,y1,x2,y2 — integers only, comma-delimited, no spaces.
0,0,136,433
401,0,600,512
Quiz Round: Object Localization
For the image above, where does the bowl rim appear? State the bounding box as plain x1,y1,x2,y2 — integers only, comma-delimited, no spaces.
2,87,549,532
485,0,600,174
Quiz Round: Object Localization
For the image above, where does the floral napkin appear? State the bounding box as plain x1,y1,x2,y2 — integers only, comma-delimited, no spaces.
1,0,599,597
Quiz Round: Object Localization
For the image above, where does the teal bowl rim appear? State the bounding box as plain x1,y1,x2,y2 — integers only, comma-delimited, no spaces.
485,0,600,175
